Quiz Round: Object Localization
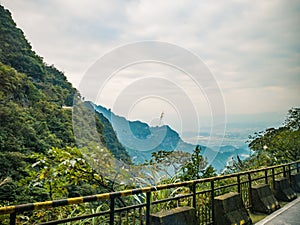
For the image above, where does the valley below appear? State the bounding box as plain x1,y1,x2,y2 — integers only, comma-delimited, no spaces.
93,104,271,173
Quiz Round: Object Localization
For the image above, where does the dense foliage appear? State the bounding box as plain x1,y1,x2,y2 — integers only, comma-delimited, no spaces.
180,146,217,180
0,5,130,207
145,146,217,182
228,108,300,172
248,108,300,164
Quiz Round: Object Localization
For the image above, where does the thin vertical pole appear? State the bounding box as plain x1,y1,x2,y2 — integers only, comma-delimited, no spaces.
288,164,292,183
248,173,252,210
211,180,215,225
10,212,16,225
272,168,275,189
146,192,151,225
139,207,143,225
237,174,241,193
110,197,115,225
192,183,197,209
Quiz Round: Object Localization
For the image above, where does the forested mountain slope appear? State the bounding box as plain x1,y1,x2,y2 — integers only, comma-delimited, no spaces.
0,5,130,204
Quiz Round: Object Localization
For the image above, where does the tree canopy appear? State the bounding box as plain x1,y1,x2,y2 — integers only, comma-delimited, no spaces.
227,107,300,173
248,108,300,165
0,5,130,206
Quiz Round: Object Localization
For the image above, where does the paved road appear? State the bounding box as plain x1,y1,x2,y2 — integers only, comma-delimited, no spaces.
255,197,300,225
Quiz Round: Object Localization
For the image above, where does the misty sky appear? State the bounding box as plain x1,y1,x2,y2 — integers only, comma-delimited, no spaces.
2,0,300,135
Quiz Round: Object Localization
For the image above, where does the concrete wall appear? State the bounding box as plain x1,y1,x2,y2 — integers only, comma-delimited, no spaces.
251,184,280,214
291,173,300,192
274,177,297,201
214,192,252,225
150,206,198,225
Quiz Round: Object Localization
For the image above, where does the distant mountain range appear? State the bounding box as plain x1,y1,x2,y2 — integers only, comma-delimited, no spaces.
93,104,195,160
93,104,250,172
203,145,250,172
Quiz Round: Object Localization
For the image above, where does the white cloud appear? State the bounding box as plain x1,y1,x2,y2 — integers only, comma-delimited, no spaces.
2,0,299,128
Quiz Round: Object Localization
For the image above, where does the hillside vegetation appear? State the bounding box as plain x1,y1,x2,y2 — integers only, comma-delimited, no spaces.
228,107,300,172
0,5,130,205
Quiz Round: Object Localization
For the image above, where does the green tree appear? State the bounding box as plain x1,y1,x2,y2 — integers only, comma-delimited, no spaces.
284,107,300,130
20,145,129,202
180,146,216,180
143,147,217,183
144,150,191,182
248,108,300,165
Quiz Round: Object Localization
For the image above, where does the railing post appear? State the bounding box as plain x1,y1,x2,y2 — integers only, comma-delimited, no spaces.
272,168,275,189
283,165,286,177
192,182,197,209
10,212,16,225
264,169,268,184
211,179,215,225
110,197,115,225
237,174,241,193
146,192,151,225
288,164,292,183
248,173,252,210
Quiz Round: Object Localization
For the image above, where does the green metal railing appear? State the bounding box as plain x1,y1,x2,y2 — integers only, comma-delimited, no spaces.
0,161,299,225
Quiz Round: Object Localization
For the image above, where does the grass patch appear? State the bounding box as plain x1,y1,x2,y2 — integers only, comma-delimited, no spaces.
249,211,267,224
249,196,298,224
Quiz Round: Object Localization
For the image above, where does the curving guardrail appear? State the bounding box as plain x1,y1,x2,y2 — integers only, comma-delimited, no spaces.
1,161,299,225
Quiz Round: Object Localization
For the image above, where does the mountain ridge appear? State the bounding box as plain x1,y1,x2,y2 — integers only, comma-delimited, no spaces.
93,103,250,171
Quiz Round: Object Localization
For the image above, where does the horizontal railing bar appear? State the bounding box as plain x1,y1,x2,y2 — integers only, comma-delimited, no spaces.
251,177,266,182
240,180,249,185
40,202,149,225
274,171,284,175
214,182,238,191
39,210,110,225
114,203,147,213
152,193,193,205
195,189,211,195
